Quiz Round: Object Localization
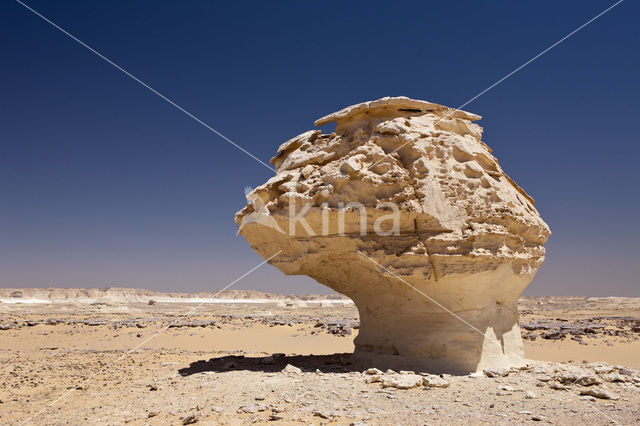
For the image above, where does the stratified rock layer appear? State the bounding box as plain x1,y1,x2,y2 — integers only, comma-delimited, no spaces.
235,97,550,373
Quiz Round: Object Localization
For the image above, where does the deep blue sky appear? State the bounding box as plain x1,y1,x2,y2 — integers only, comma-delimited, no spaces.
1,1,638,295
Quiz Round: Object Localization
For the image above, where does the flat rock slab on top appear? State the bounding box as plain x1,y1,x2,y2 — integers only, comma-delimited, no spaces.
314,96,482,126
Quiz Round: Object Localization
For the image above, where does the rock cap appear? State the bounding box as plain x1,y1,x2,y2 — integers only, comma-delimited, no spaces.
314,96,481,127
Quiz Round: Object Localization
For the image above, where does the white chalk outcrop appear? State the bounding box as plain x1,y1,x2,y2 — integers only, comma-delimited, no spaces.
235,97,550,373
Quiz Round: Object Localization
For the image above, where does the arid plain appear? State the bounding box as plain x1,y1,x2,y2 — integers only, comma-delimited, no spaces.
0,289,638,425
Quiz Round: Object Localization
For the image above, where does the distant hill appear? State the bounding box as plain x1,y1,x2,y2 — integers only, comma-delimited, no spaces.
0,287,348,303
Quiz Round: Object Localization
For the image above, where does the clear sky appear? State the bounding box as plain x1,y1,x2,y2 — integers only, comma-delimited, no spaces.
1,1,638,296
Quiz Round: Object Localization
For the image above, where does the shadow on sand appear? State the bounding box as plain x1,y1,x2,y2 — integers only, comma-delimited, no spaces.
178,353,372,376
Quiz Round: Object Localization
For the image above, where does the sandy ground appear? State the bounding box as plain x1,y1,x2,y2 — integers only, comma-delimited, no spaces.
0,297,639,425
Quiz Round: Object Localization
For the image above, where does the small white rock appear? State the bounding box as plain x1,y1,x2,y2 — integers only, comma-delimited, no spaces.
422,375,450,389
380,374,423,389
483,368,509,378
282,364,302,374
579,387,619,400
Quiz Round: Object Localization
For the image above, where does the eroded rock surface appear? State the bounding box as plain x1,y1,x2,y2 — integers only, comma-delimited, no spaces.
235,97,550,373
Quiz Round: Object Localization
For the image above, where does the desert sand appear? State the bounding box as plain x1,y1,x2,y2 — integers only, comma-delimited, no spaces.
0,290,638,425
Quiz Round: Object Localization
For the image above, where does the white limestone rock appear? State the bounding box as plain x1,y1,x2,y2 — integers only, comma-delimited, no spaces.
380,374,424,389
236,96,550,374
579,387,620,400
421,374,450,388
282,364,302,374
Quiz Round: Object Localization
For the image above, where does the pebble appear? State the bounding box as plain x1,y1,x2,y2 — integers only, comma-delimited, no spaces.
601,373,627,383
593,365,615,374
525,391,537,399
283,364,302,374
364,375,380,384
239,404,268,413
579,387,619,400
182,415,198,425
364,368,382,375
531,415,545,421
483,368,509,378
313,410,334,419
618,367,633,376
380,374,424,389
421,374,450,388
555,371,601,386
575,376,601,386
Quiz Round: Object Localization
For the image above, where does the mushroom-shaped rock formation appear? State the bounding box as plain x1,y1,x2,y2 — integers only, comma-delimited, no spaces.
235,97,550,373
